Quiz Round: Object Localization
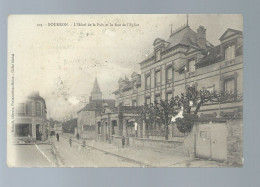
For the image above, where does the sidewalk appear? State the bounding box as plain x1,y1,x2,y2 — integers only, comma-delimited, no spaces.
63,135,226,167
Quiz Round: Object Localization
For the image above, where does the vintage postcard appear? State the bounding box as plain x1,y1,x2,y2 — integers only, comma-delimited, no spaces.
7,14,243,167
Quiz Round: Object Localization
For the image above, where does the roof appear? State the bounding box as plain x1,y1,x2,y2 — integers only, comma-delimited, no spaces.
140,25,213,64
91,78,101,94
112,72,141,94
196,45,222,68
78,99,115,113
27,91,47,109
219,28,243,41
167,26,198,48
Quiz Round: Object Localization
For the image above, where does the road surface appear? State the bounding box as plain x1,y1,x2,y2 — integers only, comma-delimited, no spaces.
8,137,141,167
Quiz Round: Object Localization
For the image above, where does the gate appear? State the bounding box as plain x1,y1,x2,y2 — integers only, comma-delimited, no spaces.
196,121,227,161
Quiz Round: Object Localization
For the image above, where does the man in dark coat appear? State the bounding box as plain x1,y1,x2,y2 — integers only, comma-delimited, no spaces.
121,136,125,148
56,133,59,142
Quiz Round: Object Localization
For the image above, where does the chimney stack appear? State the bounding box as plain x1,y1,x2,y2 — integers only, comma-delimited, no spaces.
197,26,207,49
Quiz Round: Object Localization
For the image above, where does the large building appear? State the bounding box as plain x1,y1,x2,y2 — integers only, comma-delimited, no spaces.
95,22,243,164
77,78,115,139
14,92,48,142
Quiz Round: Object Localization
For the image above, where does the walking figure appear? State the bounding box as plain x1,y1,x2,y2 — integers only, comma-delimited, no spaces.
76,133,80,140
69,137,72,147
56,133,59,142
121,136,125,148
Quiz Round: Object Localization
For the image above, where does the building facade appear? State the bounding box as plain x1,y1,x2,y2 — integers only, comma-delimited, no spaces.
95,23,243,164
14,92,48,141
114,25,243,118
77,78,115,139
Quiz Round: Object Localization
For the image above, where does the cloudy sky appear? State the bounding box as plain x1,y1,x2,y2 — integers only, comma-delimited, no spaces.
8,14,243,120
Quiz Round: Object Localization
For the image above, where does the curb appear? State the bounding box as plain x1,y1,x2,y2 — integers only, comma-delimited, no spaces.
12,142,52,145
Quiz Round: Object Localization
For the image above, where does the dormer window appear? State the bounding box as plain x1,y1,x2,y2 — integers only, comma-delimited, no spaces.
188,59,196,72
225,45,235,61
155,50,161,61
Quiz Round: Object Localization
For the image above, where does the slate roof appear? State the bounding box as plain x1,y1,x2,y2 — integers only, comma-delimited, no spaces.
78,99,115,113
196,45,222,68
140,25,213,65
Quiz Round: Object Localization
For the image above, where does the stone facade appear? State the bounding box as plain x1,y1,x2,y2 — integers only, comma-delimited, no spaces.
94,23,243,165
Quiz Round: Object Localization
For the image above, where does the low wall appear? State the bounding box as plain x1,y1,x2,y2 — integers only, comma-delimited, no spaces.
81,131,96,140
129,137,185,155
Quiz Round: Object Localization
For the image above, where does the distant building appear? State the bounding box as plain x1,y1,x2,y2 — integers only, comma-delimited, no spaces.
77,78,115,139
14,92,48,141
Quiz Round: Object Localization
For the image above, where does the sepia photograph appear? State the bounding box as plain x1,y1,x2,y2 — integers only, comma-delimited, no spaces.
7,14,243,167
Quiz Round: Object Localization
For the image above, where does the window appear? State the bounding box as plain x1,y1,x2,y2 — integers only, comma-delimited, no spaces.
167,92,172,101
98,122,101,134
132,100,137,106
145,75,151,89
155,95,161,103
17,103,25,116
36,102,42,117
155,50,161,61
145,97,151,105
188,59,196,72
225,45,235,61
26,101,32,116
155,71,161,87
224,78,235,93
166,67,172,82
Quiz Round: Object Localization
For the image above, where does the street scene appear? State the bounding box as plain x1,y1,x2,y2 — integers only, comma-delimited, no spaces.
7,14,243,167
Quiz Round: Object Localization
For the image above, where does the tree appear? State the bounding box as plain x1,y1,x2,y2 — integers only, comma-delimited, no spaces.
153,99,177,140
174,86,240,133
135,104,156,138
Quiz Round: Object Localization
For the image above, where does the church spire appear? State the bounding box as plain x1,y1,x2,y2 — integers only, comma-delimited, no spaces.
91,77,102,100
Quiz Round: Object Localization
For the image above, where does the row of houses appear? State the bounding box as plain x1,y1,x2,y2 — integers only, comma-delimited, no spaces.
78,22,243,165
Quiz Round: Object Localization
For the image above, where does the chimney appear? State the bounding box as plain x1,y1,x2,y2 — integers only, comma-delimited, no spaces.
197,26,207,49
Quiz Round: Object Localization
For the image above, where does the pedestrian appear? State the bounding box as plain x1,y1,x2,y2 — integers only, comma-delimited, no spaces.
69,137,72,147
121,136,125,148
76,133,80,140
56,133,59,142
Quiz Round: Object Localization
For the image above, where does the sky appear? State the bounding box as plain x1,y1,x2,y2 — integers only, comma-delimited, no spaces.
8,14,243,120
